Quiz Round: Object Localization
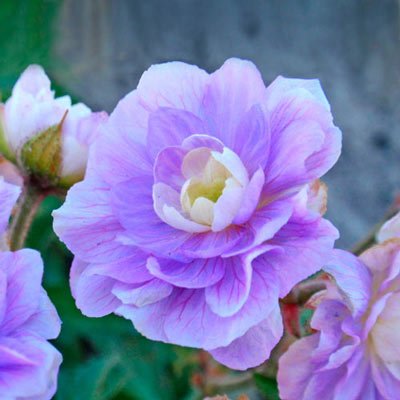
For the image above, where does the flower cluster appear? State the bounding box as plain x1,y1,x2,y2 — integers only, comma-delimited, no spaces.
2,58,400,399
53,58,341,369
0,177,62,399
278,215,400,399
0,65,107,189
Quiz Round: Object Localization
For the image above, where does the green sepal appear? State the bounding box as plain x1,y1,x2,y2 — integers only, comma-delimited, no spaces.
21,114,65,187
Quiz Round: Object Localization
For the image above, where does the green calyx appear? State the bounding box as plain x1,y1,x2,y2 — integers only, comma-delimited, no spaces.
20,112,65,188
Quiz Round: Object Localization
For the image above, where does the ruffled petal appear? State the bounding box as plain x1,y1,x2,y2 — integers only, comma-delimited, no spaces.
146,256,225,289
0,334,61,399
233,104,270,175
205,256,252,317
267,210,339,297
120,254,280,350
233,167,265,225
72,263,121,318
112,176,245,260
203,58,267,148
112,279,173,307
278,334,320,400
0,250,43,335
324,250,372,318
53,173,132,264
210,305,283,370
263,77,341,197
147,108,206,158
224,196,294,257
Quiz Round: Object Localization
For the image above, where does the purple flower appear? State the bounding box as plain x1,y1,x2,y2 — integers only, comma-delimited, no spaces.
53,58,340,369
0,177,62,399
278,216,400,399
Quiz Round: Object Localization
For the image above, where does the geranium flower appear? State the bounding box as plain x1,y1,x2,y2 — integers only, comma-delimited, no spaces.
278,213,400,399
0,177,62,399
0,65,107,188
53,58,341,369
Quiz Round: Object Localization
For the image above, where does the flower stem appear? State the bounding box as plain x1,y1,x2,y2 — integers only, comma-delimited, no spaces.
9,184,45,251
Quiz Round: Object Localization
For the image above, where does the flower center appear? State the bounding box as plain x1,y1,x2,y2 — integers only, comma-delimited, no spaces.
186,178,226,205
180,147,238,226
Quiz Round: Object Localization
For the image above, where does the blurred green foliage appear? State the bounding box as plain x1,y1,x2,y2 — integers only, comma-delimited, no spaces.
0,1,284,398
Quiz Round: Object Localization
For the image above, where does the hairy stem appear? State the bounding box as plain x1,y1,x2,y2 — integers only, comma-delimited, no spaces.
9,184,45,251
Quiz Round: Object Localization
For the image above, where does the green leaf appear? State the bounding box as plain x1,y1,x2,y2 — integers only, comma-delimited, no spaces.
56,354,129,400
253,373,280,400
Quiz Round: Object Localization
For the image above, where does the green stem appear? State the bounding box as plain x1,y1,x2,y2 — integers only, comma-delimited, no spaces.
9,184,45,251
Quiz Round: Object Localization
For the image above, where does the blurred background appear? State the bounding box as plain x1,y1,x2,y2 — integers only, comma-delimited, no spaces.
1,0,399,399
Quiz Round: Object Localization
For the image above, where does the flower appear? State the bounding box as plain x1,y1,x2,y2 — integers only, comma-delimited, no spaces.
53,58,341,370
0,177,62,399
278,214,400,399
0,65,107,188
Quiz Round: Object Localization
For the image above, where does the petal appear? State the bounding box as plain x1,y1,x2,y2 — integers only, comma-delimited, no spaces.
72,264,120,317
324,250,372,318
278,334,320,400
53,173,132,264
61,109,107,179
152,182,209,233
205,256,252,317
233,104,270,175
370,292,400,363
181,134,224,152
377,211,400,242
233,167,265,225
265,76,331,112
211,177,244,232
102,61,208,158
371,353,400,400
146,256,225,289
22,289,61,340
0,250,43,335
112,279,173,307
211,147,249,186
12,65,51,97
224,196,294,257
93,117,153,186
263,78,341,197
264,119,326,197
147,108,207,158
210,305,283,370
88,252,153,285
0,156,23,187
137,61,208,117
154,146,186,191
123,254,280,350
0,334,61,399
203,58,267,148
359,240,400,291
0,177,20,235
267,210,339,297
112,176,244,260
331,347,372,400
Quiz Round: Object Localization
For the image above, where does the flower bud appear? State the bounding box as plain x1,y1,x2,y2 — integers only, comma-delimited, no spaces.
0,65,107,189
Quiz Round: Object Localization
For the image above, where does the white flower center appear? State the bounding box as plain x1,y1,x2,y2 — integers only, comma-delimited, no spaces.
179,147,247,229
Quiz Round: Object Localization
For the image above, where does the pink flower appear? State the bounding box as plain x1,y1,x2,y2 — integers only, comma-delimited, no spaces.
0,65,107,188
278,213,400,399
